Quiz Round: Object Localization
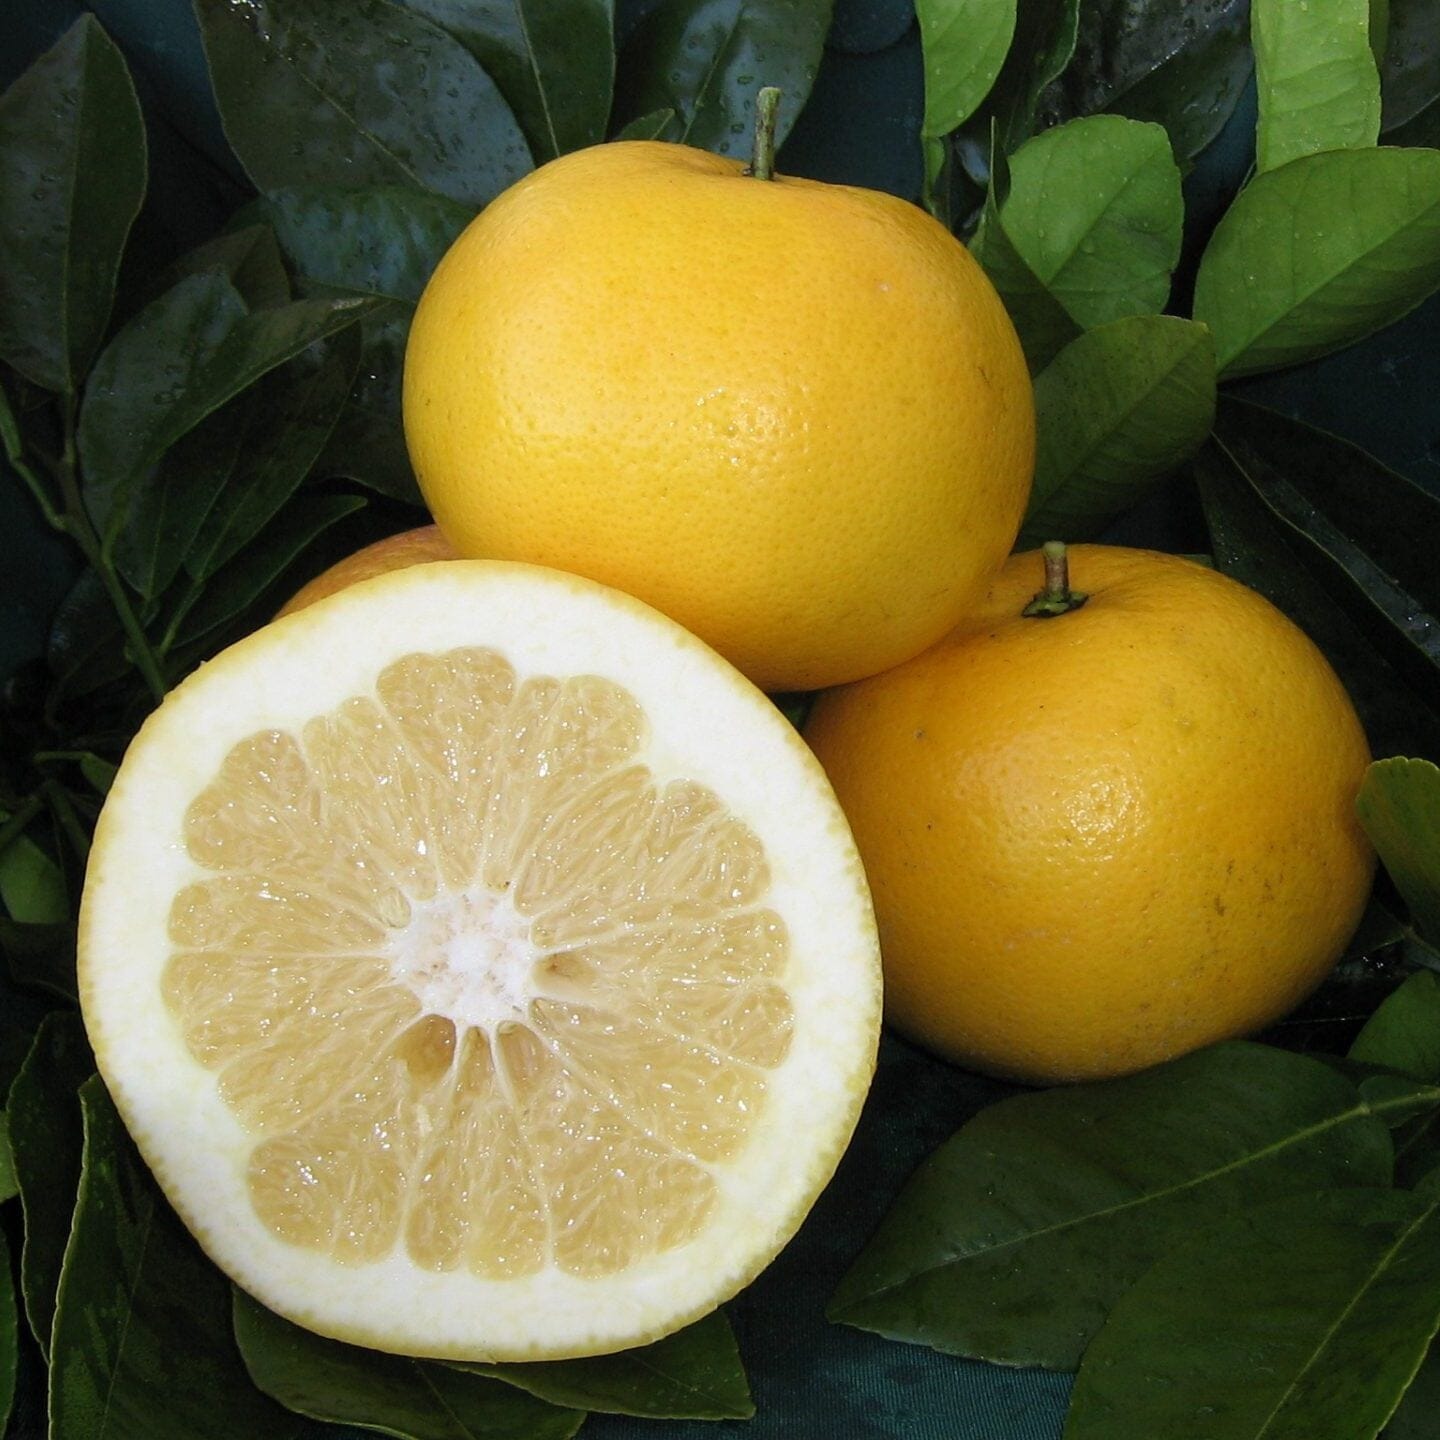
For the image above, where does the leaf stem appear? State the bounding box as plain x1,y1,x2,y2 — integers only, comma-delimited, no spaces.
746,87,782,181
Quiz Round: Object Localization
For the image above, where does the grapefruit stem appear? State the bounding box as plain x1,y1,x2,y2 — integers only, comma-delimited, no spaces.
1023,540,1089,618
746,87,781,181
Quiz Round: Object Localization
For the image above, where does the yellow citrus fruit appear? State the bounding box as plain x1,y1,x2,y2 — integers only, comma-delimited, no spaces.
79,561,880,1360
804,544,1375,1085
275,525,458,617
402,139,1034,693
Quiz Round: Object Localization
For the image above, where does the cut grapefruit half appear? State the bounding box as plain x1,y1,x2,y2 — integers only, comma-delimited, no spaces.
78,561,881,1361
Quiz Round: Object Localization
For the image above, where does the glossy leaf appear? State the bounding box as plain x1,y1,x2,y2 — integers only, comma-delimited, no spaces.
233,1289,585,1439
1193,438,1440,765
313,306,425,502
1038,0,1252,164
1021,314,1216,546
148,223,293,312
829,1042,1397,1370
118,319,360,610
7,1012,92,1358
1359,760,1440,944
170,491,368,649
0,14,147,394
77,270,375,543
44,569,130,708
1381,0,1440,131
1351,971,1440,1082
1253,0,1381,172
617,0,832,159
185,330,362,582
973,114,1184,330
918,0,1016,139
402,0,616,161
1066,1188,1440,1440
50,1077,305,1439
461,1309,753,1420
1209,399,1440,720
1194,146,1440,378
194,0,531,207
265,185,473,306
1215,397,1440,622
969,138,1081,371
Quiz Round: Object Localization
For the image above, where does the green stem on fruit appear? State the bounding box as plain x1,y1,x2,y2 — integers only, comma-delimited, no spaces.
746,87,782,181
1022,540,1089,618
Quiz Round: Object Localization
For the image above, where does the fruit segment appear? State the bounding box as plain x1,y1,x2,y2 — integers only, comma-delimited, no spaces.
163,646,795,1278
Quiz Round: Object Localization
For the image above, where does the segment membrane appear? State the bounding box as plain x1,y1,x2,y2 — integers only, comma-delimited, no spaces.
165,648,793,1276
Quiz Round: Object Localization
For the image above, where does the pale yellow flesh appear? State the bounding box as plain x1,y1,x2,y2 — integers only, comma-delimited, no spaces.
162,647,796,1280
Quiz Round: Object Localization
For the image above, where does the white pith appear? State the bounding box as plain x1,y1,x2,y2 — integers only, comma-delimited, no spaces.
78,560,881,1361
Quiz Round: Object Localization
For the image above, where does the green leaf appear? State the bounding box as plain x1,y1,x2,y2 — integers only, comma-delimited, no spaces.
148,223,293,312
974,114,1184,330
77,754,118,796
233,1289,585,1439
1359,759,1440,944
1384,1337,1440,1437
1216,397,1440,624
1193,146,1440,379
614,107,678,140
1040,0,1253,165
1253,0,1382,173
0,1233,15,1435
1021,315,1216,546
194,0,531,207
1209,399,1440,721
828,1042,1398,1370
1352,971,1440,1081
460,1309,753,1420
185,331,362,583
1381,0,1440,132
401,0,616,162
50,1076,308,1439
266,185,473,306
170,491,369,649
969,136,1082,371
7,1012,92,1358
1065,1188,1440,1439
1192,437,1440,763
44,569,130,709
313,306,425,503
918,0,1017,139
617,0,832,159
0,825,68,926
77,270,376,543
0,14,147,393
